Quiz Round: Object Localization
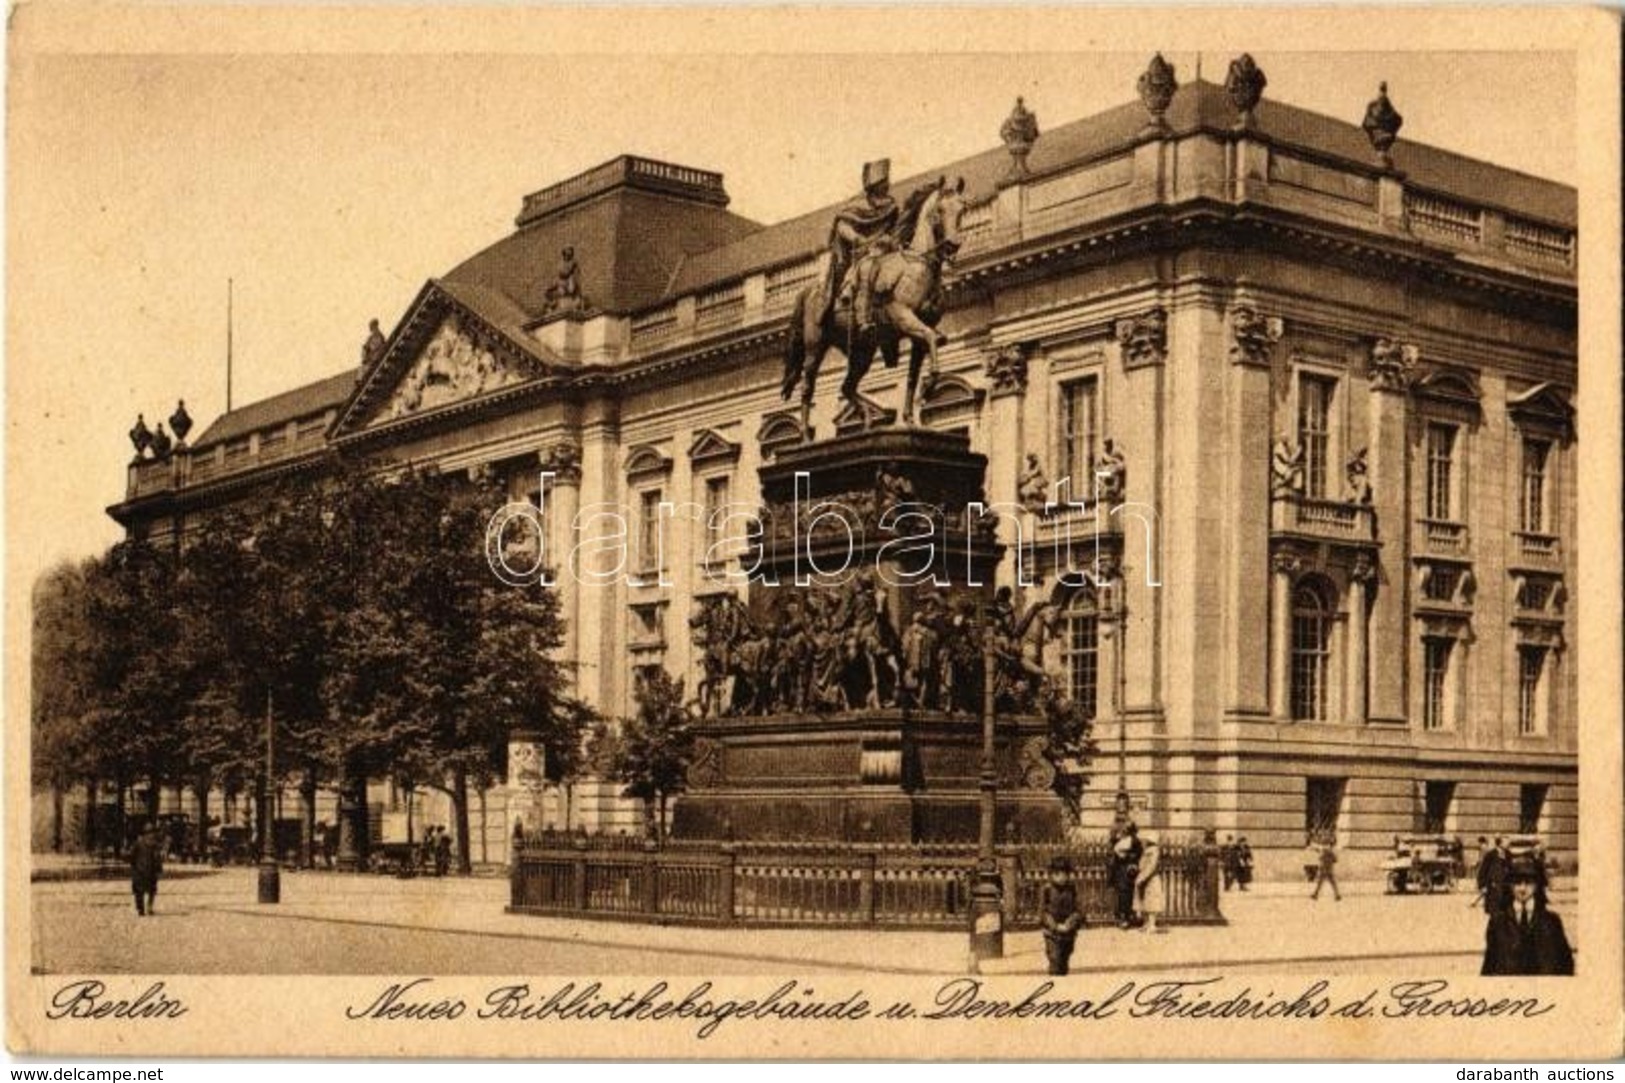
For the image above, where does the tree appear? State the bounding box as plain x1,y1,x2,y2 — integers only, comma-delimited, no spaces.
31,560,97,851
611,670,695,840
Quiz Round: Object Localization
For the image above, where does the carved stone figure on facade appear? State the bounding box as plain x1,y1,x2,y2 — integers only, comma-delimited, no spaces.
985,343,1029,396
168,401,193,445
1362,82,1404,167
1369,337,1419,391
1137,54,1179,131
1344,447,1373,504
1000,96,1040,181
128,414,153,460
1018,453,1050,514
1224,54,1268,125
541,246,583,315
1229,305,1283,367
1115,307,1167,369
1094,439,1127,503
1272,437,1305,496
361,318,387,373
148,422,173,460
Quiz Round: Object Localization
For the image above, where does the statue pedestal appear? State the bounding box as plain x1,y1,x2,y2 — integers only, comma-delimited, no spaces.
673,428,1069,843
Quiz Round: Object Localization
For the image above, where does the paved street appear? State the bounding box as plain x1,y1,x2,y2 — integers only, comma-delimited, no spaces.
30,866,1581,976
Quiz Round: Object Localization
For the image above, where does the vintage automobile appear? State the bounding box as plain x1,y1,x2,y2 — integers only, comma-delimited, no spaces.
1381,834,1462,894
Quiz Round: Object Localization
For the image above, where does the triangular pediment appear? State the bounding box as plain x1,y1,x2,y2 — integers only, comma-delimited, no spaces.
333,282,556,437
687,428,741,465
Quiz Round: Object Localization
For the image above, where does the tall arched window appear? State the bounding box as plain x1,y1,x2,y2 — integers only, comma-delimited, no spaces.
1060,592,1099,719
1290,582,1332,721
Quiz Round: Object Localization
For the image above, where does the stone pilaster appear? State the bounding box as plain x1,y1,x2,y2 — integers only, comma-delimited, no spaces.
1270,550,1301,719
1366,338,1415,725
984,344,1028,588
1348,552,1375,725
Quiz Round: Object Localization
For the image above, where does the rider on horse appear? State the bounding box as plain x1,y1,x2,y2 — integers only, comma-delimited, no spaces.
827,158,900,333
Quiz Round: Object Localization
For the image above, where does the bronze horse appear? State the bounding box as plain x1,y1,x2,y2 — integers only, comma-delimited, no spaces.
780,180,967,432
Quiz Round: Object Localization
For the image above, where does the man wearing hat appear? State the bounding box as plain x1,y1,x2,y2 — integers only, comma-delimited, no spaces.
129,822,163,916
1482,857,1573,975
828,159,900,332
1040,856,1083,975
1110,822,1143,929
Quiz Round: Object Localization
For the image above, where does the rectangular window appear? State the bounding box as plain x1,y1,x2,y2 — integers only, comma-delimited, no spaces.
1422,637,1453,731
638,489,664,573
1521,438,1550,534
1059,377,1098,497
1425,423,1457,521
1423,780,1456,834
1421,565,1460,602
1063,611,1099,719
1519,784,1548,835
703,475,731,564
1305,777,1346,842
1517,645,1547,736
1297,375,1335,499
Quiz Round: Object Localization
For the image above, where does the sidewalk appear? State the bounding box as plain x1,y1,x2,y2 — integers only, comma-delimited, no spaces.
136,866,1566,976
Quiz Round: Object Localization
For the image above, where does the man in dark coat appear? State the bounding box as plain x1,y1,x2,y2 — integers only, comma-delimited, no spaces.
1110,823,1142,929
1040,856,1083,975
129,823,163,916
1477,836,1510,914
1482,859,1574,975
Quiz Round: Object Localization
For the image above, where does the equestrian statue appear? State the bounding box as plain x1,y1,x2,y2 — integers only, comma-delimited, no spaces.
780,158,967,433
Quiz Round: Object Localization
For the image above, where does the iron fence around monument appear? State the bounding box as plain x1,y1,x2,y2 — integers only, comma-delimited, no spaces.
509,835,1223,929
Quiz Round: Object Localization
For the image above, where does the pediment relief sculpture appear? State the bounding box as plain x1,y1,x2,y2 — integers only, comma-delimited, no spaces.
382,314,539,422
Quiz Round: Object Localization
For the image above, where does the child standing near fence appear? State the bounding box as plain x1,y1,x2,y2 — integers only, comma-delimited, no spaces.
1041,856,1083,975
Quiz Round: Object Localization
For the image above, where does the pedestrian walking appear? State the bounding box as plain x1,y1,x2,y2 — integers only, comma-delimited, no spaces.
435,826,452,877
1310,835,1341,901
1234,836,1254,891
129,822,163,916
1111,823,1142,929
1220,834,1236,891
1477,836,1510,914
1136,833,1167,934
1481,858,1573,975
1040,856,1083,975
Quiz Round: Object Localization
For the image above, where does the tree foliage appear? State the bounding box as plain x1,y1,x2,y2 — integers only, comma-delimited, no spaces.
610,670,695,838
32,456,597,866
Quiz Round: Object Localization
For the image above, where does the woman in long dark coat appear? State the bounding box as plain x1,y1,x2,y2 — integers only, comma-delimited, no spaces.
129,823,163,916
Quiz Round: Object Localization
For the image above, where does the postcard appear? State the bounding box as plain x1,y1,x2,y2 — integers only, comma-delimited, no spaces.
7,4,1621,1060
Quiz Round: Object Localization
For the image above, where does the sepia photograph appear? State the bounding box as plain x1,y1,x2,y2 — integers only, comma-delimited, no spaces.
6,5,1621,1061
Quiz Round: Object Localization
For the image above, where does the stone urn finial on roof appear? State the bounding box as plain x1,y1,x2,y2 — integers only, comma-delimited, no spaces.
1363,81,1404,167
1224,53,1267,127
999,96,1040,182
1137,54,1179,133
169,400,193,445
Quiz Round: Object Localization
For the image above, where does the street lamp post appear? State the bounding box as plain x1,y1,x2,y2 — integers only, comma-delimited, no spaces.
969,589,1004,964
1106,570,1131,831
258,687,281,904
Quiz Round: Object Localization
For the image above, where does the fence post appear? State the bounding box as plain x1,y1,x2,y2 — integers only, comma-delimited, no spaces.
719,843,737,925
858,849,877,925
572,836,589,912
643,840,661,916
998,849,1020,925
509,844,525,909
